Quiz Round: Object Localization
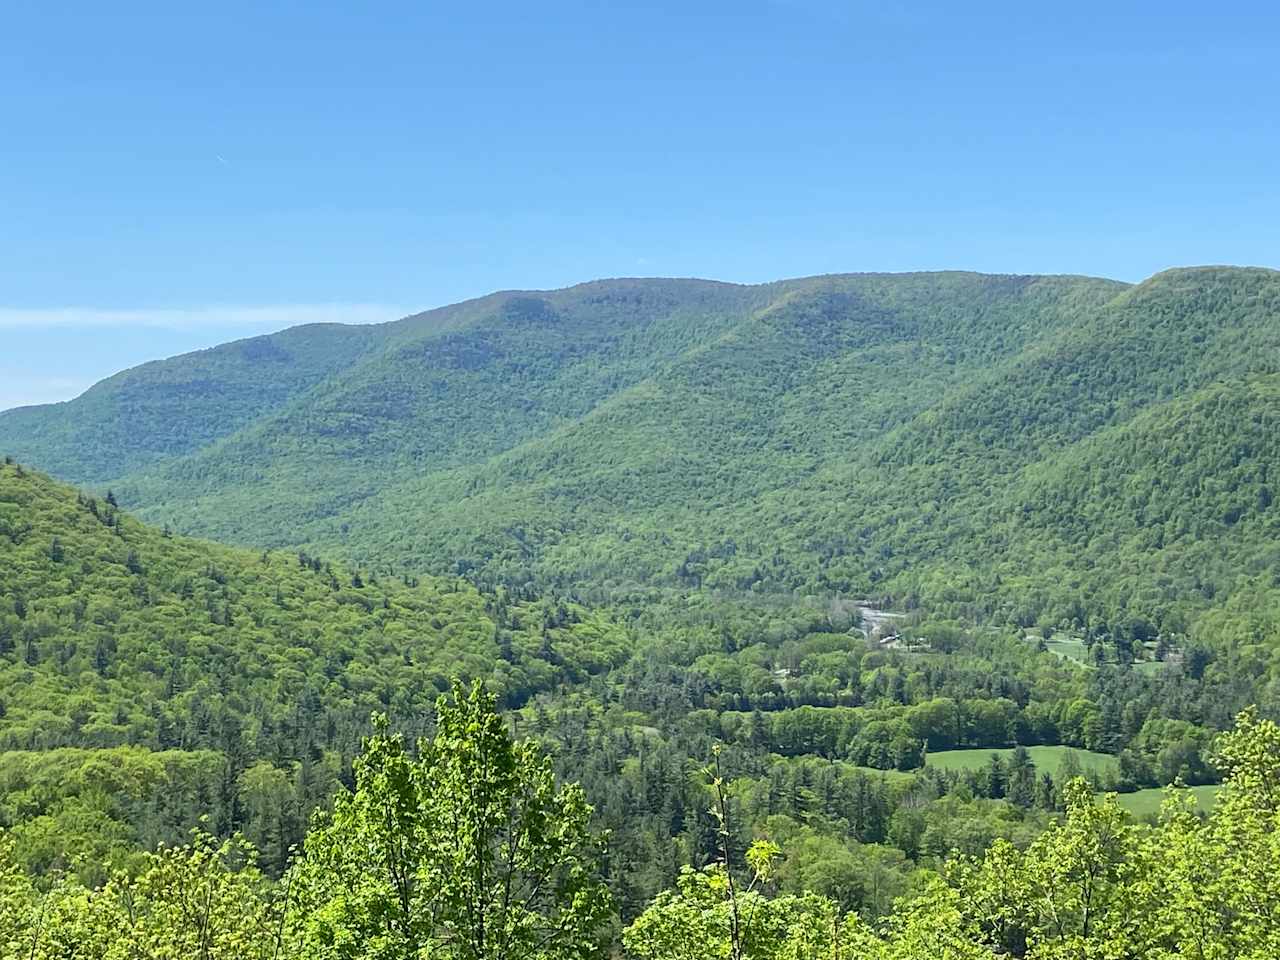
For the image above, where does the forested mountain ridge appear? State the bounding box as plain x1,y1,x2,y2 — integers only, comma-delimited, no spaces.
0,277,763,487
0,271,1123,560
780,266,1280,625
0,322,385,481
3,267,1279,640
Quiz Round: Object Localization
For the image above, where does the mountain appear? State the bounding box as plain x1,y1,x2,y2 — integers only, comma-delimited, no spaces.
3,267,1280,639
0,322,384,481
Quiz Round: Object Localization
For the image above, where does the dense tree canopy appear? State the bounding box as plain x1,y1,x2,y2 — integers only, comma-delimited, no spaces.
6,269,1278,646
3,693,1277,959
3,461,1276,920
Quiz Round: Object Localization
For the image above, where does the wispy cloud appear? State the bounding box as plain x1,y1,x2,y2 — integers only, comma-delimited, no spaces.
0,375,97,412
0,303,417,412
0,304,407,331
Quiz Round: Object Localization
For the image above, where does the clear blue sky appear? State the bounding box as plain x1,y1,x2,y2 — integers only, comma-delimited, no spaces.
2,1,1278,409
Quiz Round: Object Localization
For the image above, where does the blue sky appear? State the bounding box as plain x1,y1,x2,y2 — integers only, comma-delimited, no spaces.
2,1,1278,409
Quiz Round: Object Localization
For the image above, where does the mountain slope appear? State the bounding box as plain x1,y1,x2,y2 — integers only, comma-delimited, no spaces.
113,278,766,539
0,459,630,873
773,266,1280,597
0,322,386,481
0,272,1123,554
5,267,1280,636
0,461,626,754
311,273,1124,585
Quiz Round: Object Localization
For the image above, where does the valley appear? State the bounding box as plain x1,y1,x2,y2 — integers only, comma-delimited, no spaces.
2,267,1279,957
7,0,1280,952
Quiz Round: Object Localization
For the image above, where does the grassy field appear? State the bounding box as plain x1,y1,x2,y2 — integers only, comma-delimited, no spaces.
1033,633,1165,674
1131,661,1161,676
1040,635,1093,667
925,744,1119,777
1114,784,1220,817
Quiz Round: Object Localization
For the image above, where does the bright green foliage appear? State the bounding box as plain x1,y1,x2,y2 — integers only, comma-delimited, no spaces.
287,681,613,960
0,746,228,883
869,877,991,960
947,709,1280,958
2,829,280,960
621,853,988,960
0,462,626,754
7,269,1280,651
2,706,1279,959
79,833,279,960
1182,707,1280,960
0,462,627,877
1213,705,1280,808
622,864,855,960
0,831,41,958
623,709,1280,959
956,780,1139,957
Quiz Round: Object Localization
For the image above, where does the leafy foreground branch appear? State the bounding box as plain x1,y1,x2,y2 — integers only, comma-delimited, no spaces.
3,694,1279,960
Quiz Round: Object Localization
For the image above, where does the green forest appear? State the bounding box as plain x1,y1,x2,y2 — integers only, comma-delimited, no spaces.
3,678,1279,959
5,270,1280,642
2,450,1279,956
2,267,1280,957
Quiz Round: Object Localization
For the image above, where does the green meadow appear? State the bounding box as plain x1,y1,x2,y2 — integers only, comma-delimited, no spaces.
1115,784,1221,818
925,744,1119,777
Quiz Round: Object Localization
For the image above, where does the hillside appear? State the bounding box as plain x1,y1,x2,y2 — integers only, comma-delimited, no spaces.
0,322,385,481
0,460,627,876
2,460,1274,922
0,272,1121,563
4,267,1280,642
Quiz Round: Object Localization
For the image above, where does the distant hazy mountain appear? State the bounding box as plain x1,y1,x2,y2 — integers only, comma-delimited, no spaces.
5,267,1279,631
